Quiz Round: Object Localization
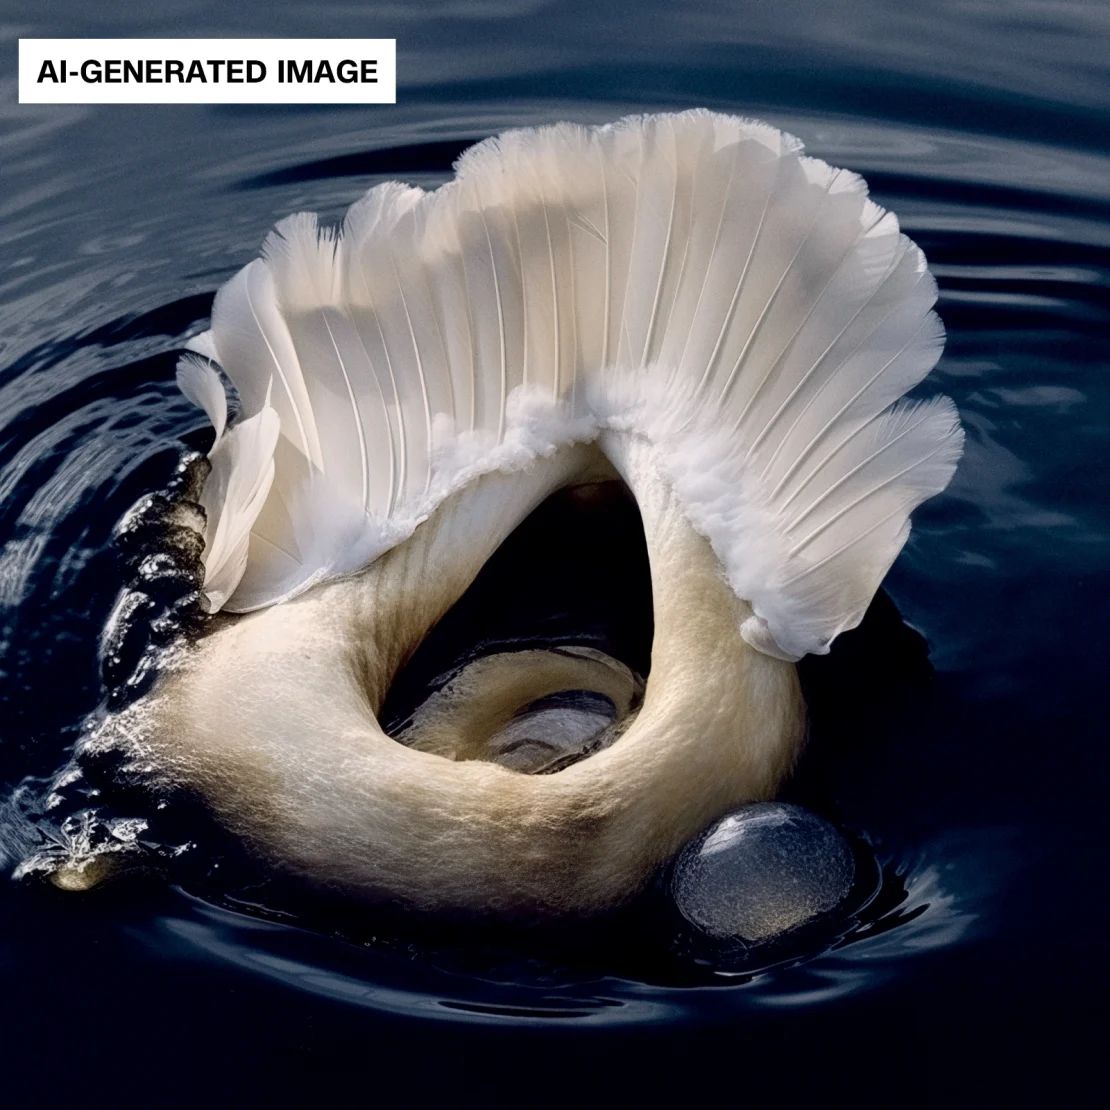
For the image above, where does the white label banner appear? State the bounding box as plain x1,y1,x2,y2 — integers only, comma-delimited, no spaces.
19,39,397,104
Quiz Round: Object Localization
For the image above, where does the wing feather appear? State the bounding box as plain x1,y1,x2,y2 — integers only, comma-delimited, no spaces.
180,110,962,658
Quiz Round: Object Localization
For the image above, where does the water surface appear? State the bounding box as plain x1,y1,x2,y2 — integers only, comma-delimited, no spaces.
1,1,1108,1105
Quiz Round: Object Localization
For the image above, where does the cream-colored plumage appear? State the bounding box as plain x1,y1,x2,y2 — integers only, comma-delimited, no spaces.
77,111,962,914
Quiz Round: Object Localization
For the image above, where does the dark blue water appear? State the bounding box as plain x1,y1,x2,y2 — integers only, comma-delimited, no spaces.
2,2,1108,1105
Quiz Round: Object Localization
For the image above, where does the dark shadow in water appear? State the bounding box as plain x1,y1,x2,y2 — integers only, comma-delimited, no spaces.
380,480,654,736
233,139,478,191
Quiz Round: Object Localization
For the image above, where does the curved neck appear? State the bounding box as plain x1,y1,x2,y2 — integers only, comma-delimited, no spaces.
139,437,805,917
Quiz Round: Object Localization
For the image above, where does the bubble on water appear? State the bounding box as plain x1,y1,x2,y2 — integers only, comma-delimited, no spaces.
670,802,856,946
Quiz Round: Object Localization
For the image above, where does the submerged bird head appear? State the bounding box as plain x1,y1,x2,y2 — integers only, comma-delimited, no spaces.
60,111,962,917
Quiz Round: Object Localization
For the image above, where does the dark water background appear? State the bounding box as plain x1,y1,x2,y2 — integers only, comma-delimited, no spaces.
2,1,1108,1105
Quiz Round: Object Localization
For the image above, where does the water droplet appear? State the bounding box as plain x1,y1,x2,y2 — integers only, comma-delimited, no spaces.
671,803,856,947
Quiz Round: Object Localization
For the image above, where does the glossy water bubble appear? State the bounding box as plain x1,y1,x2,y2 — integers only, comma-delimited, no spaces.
670,803,856,947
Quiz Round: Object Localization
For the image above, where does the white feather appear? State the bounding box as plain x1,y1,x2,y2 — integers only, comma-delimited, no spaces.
175,356,226,441
195,405,280,612
177,110,963,658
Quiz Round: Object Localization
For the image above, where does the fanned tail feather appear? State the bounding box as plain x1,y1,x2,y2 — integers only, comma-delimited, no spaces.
178,109,963,659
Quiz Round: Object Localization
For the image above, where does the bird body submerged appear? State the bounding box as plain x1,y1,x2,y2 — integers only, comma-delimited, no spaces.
92,110,961,915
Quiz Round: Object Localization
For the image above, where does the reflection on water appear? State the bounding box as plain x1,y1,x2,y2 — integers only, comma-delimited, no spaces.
147,841,975,1027
1,0,1108,1102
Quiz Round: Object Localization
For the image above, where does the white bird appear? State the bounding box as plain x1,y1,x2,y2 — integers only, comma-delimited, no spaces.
92,110,962,917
